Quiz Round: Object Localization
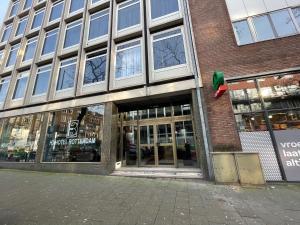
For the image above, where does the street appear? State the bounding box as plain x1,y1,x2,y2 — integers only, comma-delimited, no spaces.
0,170,299,225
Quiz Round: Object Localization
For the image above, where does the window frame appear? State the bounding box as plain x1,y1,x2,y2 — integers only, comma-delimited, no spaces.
149,0,181,22
114,38,143,81
15,16,28,38
116,0,142,34
68,0,86,16
23,0,33,11
56,57,78,92
32,64,52,97
87,8,109,43
9,1,20,18
22,36,38,63
12,72,29,101
83,50,107,87
5,43,20,68
31,7,45,31
48,0,64,23
63,19,83,50
0,76,11,104
151,26,188,73
41,28,59,57
1,24,13,43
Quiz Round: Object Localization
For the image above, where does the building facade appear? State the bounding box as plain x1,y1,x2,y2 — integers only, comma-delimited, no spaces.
0,0,210,176
0,0,299,182
189,0,300,181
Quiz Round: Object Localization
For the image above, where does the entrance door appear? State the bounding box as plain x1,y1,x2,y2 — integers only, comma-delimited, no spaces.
156,124,175,166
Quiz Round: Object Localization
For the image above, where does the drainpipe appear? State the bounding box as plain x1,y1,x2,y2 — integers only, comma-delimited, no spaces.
182,0,214,179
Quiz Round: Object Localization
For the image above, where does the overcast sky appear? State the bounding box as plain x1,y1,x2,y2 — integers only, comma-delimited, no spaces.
0,0,10,24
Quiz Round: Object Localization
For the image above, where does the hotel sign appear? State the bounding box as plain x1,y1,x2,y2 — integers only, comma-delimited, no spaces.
274,130,300,182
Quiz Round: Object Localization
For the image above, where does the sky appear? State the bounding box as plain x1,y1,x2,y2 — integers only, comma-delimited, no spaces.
0,0,10,24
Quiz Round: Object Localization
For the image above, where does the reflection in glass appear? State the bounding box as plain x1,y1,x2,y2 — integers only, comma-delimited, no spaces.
84,53,106,85
235,113,267,132
151,0,179,19
43,105,104,162
269,110,300,130
117,0,140,31
123,126,137,165
140,125,155,166
0,114,43,162
270,9,297,37
157,124,174,165
252,15,275,41
233,20,253,45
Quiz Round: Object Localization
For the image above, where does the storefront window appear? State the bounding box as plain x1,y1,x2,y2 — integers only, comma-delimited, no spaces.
258,74,300,110
229,80,262,113
235,113,267,132
269,110,300,130
43,105,104,162
0,114,43,162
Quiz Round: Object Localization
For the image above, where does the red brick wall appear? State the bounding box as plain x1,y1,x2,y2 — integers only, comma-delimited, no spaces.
189,0,300,151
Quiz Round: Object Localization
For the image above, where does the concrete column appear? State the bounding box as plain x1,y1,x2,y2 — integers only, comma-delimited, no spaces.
101,102,118,172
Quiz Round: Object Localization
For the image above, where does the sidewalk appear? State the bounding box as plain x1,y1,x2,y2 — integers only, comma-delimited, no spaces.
0,170,299,225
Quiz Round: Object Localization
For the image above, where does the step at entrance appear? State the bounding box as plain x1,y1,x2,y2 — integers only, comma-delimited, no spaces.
111,168,203,179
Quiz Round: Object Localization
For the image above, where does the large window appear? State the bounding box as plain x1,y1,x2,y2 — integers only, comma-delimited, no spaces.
0,77,11,103
31,8,45,30
57,57,77,91
33,65,51,96
1,24,12,42
6,43,20,68
22,37,38,62
84,51,106,85
23,0,33,10
270,9,297,37
42,29,59,55
15,16,28,37
115,39,142,79
233,20,254,45
9,1,19,17
117,0,140,31
88,9,109,41
64,20,82,49
252,15,275,41
43,105,104,162
0,114,43,162
13,72,29,100
152,28,186,70
69,0,85,14
150,0,179,19
49,1,64,22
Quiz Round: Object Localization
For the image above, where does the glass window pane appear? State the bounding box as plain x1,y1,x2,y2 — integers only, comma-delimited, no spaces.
292,7,300,26
13,76,28,99
50,1,63,22
258,74,300,110
10,1,19,17
6,45,20,67
43,105,104,162
33,66,51,95
117,0,140,30
233,20,253,45
151,0,179,19
252,15,275,41
88,10,109,40
23,38,37,62
24,0,33,9
0,77,11,103
57,59,77,90
84,53,106,85
16,18,28,37
153,30,186,70
270,9,297,37
1,25,12,42
115,41,142,78
31,9,44,29
64,21,82,48
42,29,58,55
69,0,85,13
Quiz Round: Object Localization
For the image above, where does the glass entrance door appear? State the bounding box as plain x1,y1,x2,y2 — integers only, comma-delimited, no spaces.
156,124,174,166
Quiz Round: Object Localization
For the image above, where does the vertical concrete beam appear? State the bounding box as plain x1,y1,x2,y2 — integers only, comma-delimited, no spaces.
101,102,118,172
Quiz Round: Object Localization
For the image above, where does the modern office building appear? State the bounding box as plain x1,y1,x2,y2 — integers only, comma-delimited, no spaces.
0,0,299,182
0,0,210,176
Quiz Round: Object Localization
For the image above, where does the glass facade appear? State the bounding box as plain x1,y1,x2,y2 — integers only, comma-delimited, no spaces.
0,114,43,162
43,105,104,162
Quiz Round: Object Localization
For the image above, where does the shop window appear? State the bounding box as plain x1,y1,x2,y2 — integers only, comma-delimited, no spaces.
88,9,109,41
64,20,82,49
42,29,59,55
292,7,300,26
69,0,85,14
13,72,29,100
49,1,64,22
22,37,38,62
1,24,12,42
150,0,179,20
117,0,140,31
31,8,45,30
258,74,300,110
33,65,51,96
115,39,142,79
269,110,300,131
0,114,43,162
152,28,186,70
270,9,297,37
9,1,20,17
6,43,20,68
84,51,106,85
174,104,191,116
229,80,262,113
23,0,33,10
56,57,77,91
232,20,254,45
0,77,11,103
15,16,28,37
43,105,104,162
252,15,275,41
